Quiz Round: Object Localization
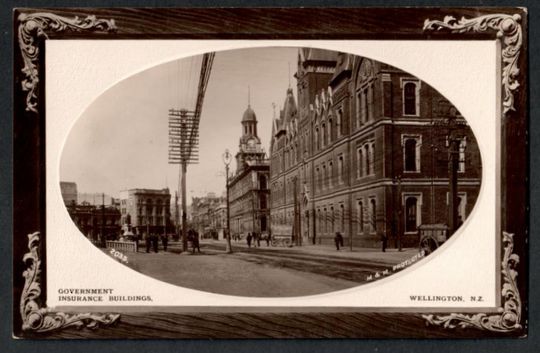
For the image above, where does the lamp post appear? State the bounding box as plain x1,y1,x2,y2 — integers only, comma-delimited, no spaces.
222,149,233,253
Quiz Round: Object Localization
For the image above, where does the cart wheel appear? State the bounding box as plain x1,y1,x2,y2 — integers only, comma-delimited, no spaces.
420,236,438,255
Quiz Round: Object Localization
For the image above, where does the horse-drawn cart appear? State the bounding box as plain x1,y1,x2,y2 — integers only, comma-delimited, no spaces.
418,224,449,255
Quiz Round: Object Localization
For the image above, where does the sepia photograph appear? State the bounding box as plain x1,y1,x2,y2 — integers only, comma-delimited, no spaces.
11,7,528,340
59,47,482,297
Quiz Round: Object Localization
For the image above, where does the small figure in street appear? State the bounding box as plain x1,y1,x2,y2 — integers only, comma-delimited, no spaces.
381,233,388,252
254,232,260,247
246,232,253,248
145,233,151,253
161,234,168,252
334,232,344,251
152,234,159,253
190,231,200,253
265,234,271,247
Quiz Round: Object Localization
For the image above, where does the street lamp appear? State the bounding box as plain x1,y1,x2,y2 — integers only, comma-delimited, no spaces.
222,149,233,253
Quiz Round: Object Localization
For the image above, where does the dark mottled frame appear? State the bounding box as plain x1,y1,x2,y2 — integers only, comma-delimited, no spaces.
12,7,528,338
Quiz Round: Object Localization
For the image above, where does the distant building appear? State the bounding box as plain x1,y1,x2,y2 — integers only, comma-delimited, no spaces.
228,102,270,237
209,203,227,240
60,181,77,205
268,48,481,248
78,192,115,206
66,201,121,245
191,194,226,238
119,188,172,238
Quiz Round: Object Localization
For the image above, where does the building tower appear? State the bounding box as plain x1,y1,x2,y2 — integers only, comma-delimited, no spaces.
236,100,266,173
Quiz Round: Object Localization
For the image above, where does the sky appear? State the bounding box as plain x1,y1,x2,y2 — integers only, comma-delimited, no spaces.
60,47,299,201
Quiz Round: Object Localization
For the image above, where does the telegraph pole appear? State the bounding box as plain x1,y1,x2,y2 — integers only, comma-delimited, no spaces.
168,52,214,253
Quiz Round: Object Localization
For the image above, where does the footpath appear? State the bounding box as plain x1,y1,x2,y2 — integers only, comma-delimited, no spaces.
194,239,421,267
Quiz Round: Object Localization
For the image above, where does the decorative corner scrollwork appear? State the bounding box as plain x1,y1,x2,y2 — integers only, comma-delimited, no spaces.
17,12,117,113
21,232,120,333
424,14,522,116
423,232,521,333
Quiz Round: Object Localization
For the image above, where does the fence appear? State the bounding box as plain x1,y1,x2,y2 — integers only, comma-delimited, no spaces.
106,240,137,253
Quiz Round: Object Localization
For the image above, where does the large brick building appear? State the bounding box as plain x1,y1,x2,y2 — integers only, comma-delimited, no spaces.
228,103,270,238
269,48,481,248
119,188,172,238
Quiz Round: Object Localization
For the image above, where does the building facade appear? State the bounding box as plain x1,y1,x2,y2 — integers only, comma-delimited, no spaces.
228,103,271,238
191,193,226,239
66,202,121,245
119,188,172,238
269,48,481,248
60,181,78,205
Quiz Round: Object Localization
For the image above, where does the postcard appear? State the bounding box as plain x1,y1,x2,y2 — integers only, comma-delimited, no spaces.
13,7,528,338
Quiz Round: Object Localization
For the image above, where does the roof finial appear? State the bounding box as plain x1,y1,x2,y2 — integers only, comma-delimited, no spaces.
272,102,276,119
248,85,251,107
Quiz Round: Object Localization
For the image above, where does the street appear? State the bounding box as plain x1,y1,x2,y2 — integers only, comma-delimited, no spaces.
111,240,419,297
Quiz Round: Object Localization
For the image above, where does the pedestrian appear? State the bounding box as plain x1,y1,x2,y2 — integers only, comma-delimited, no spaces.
161,234,168,252
152,234,159,253
247,232,252,248
187,230,194,253
145,233,151,253
381,233,387,252
254,232,260,247
193,231,201,253
265,234,270,247
334,232,343,251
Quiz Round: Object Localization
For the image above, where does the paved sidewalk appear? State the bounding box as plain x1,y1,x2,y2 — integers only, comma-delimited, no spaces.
197,239,421,266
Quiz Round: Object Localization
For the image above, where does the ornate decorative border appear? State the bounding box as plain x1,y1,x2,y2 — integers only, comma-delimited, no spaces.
21,232,120,333
17,11,119,334
14,9,525,337
424,14,522,116
17,12,117,113
422,13,523,333
423,232,521,332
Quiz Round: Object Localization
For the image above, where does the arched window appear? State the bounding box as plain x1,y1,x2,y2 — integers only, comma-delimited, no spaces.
369,143,375,175
358,201,364,233
337,109,343,137
338,155,344,184
404,82,417,115
323,208,328,234
328,118,333,142
405,197,418,232
315,127,319,150
330,206,335,233
357,147,363,178
370,198,377,232
364,145,370,175
328,161,333,187
322,123,326,146
405,138,417,172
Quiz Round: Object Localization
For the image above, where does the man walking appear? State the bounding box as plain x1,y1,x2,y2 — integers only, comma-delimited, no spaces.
334,232,344,251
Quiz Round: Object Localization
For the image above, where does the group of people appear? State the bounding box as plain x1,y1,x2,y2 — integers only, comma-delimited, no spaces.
187,229,201,253
144,234,168,253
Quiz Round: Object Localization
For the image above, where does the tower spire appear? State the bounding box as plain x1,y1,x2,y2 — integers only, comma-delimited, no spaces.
248,85,251,107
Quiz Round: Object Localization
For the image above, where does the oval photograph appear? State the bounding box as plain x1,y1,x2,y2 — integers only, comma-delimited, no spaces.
59,47,482,297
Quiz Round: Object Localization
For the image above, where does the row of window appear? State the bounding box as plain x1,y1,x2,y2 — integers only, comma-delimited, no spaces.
136,216,167,226
315,155,345,192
